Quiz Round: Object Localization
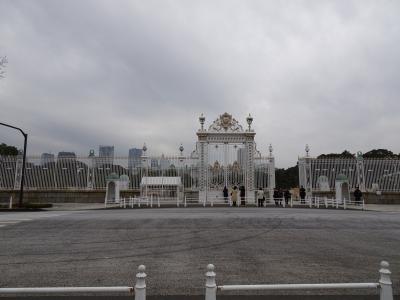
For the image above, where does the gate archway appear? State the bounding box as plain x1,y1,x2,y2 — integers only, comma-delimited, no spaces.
196,113,256,203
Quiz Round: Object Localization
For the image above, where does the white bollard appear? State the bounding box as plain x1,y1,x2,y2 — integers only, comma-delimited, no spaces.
343,198,346,210
309,197,312,208
205,264,216,300
184,196,187,207
336,198,339,209
325,197,328,208
282,197,285,208
379,261,393,300
362,198,365,211
135,265,147,300
157,197,160,208
290,196,293,208
150,195,153,208
9,195,13,209
177,197,179,207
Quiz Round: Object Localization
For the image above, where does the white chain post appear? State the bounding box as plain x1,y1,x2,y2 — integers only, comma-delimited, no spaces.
325,196,328,208
344,198,347,210
379,261,393,300
135,265,147,300
205,264,216,300
290,196,293,208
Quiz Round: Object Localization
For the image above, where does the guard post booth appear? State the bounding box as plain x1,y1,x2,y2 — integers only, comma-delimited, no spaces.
140,176,183,204
105,173,130,206
335,174,350,204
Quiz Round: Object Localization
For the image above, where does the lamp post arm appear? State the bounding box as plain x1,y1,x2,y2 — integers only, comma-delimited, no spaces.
0,122,28,207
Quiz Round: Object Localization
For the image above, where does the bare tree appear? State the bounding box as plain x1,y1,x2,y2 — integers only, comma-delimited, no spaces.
0,56,8,79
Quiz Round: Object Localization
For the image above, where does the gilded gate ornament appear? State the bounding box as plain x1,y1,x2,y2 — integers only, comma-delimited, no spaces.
208,112,243,133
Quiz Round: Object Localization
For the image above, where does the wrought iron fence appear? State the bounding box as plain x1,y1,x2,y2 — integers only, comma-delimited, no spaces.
0,155,273,191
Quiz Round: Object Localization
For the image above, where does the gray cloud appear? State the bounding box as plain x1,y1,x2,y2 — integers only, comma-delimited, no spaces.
1,0,400,167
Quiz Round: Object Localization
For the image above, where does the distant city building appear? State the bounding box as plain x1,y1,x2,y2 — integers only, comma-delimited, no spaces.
40,153,55,165
151,158,159,168
128,148,142,168
159,154,170,170
98,145,114,166
57,151,76,160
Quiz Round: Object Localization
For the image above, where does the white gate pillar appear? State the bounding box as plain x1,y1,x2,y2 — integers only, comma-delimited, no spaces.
298,145,313,198
356,151,366,192
197,114,208,203
268,144,275,202
244,135,255,204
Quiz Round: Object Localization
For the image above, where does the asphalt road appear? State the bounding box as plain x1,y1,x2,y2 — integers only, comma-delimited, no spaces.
0,207,399,297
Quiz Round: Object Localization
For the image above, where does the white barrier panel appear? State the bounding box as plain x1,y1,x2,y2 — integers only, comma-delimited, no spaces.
0,265,147,300
205,261,393,300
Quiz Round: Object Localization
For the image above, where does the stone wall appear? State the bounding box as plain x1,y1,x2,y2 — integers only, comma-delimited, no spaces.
0,190,140,204
1,189,398,204
0,190,200,204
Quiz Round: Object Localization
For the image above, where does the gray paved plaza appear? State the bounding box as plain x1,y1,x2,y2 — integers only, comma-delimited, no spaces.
0,207,399,296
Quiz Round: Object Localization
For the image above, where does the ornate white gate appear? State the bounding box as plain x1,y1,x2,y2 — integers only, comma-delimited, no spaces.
196,113,256,204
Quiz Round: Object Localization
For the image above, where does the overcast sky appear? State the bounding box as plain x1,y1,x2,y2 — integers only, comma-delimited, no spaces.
1,1,399,167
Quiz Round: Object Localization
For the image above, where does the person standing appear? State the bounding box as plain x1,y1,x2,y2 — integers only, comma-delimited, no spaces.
273,188,279,207
231,186,238,207
284,189,291,206
257,187,264,207
223,186,229,203
354,186,362,205
278,188,283,207
300,186,306,204
239,185,246,206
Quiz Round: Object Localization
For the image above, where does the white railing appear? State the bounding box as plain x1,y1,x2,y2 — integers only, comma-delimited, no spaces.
104,195,365,211
0,265,146,300
0,261,394,300
205,261,393,300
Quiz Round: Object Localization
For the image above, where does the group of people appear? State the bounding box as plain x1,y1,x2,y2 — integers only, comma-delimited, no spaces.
223,185,246,206
222,184,363,207
222,186,292,208
272,188,292,207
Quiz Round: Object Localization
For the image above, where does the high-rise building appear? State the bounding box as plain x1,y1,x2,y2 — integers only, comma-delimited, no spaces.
159,154,170,170
128,148,142,168
151,158,159,168
40,153,55,165
98,145,114,166
57,151,76,160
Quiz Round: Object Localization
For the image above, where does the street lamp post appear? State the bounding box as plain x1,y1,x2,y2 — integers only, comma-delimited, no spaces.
0,122,28,208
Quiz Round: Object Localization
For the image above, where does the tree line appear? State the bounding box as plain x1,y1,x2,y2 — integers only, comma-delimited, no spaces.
276,149,400,189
